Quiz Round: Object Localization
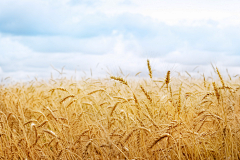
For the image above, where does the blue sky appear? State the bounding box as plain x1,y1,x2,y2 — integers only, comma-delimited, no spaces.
1,0,240,81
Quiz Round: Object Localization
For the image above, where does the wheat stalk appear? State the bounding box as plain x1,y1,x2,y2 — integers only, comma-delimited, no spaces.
177,84,182,117
66,99,77,108
43,129,57,137
37,120,48,128
88,89,105,95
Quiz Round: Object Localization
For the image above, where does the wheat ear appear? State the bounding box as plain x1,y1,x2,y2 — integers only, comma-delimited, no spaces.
212,82,220,102
148,133,170,149
165,71,170,88
140,85,152,103
49,87,69,95
177,84,182,117
216,67,225,88
110,101,121,116
147,59,152,79
160,71,170,90
110,76,128,86
60,94,75,104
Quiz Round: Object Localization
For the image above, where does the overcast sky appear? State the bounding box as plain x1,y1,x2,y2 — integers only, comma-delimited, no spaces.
1,0,240,81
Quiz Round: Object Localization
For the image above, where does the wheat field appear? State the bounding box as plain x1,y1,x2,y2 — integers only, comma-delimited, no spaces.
0,61,240,159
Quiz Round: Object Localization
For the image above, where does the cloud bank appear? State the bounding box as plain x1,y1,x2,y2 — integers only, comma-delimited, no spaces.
0,0,240,81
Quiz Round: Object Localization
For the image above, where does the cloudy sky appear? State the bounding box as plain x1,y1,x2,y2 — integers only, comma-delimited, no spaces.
1,0,240,81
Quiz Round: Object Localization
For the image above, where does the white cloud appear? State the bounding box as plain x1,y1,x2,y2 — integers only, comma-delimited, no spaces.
93,0,240,26
0,67,3,74
0,0,240,81
0,34,31,56
163,50,223,65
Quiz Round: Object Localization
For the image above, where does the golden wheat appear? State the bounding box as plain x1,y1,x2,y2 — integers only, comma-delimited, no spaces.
0,63,239,159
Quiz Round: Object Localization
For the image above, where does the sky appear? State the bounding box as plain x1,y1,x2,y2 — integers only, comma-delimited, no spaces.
0,0,240,81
